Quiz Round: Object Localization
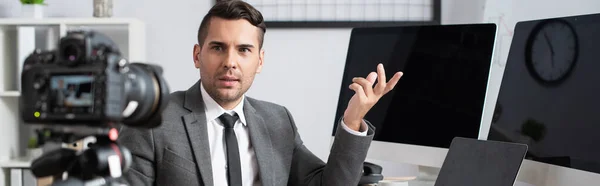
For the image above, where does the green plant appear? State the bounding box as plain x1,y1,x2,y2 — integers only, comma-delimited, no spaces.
20,0,45,4
28,137,38,149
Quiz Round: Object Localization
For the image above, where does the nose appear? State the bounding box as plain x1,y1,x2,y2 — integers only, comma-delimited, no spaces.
223,49,238,70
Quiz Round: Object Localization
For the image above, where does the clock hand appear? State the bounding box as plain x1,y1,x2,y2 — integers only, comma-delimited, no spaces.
543,31,555,55
543,31,555,68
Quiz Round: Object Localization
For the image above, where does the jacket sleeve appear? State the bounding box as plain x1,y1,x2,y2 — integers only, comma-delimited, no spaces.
117,125,156,186
285,107,375,186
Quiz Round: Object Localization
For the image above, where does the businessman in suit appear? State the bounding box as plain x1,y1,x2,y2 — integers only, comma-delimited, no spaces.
117,1,403,185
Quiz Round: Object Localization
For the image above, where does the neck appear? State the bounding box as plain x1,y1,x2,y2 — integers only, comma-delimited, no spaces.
216,97,243,110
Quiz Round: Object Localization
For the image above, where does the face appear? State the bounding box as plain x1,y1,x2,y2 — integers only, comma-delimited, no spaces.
193,17,264,107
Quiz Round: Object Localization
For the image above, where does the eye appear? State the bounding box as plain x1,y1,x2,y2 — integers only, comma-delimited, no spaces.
211,46,223,51
239,48,251,53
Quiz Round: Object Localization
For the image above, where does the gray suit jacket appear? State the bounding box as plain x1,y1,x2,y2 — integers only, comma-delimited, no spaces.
117,80,375,186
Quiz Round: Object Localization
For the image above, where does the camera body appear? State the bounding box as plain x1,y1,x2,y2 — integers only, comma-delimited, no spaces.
20,30,169,128
21,30,169,185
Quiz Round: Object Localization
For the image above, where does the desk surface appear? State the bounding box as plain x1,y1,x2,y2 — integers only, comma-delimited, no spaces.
377,177,435,186
0,157,32,168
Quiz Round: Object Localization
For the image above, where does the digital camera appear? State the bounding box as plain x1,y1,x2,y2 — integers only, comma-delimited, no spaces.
20,30,169,128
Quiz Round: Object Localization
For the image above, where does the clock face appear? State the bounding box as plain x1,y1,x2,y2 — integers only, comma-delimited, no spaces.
525,19,579,85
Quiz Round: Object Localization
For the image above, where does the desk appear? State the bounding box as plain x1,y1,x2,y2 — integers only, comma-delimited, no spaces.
369,177,435,186
0,157,52,186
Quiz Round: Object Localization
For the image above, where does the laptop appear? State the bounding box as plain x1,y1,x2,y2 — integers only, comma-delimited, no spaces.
434,137,528,186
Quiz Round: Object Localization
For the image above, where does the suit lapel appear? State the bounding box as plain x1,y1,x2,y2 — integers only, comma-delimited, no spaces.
182,81,213,186
244,99,275,186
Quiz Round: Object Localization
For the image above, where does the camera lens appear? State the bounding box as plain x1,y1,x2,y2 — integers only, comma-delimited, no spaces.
61,43,81,63
122,63,170,128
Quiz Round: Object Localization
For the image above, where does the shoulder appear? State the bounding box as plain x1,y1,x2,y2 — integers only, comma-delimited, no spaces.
164,91,186,110
169,90,186,101
245,96,292,118
245,96,283,108
158,91,188,121
244,97,299,137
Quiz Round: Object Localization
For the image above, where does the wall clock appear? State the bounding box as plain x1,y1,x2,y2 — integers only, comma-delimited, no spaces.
525,19,579,86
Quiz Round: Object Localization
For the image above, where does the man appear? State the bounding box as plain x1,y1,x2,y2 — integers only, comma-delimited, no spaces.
51,79,67,107
117,1,403,186
64,84,78,106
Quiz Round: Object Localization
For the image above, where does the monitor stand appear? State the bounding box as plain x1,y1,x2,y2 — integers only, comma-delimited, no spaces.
416,165,440,181
406,165,439,186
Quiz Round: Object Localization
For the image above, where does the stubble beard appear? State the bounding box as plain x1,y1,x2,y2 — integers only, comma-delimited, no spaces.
200,68,252,107
206,80,245,106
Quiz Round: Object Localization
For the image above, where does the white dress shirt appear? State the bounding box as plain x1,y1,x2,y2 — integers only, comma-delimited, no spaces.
199,83,368,186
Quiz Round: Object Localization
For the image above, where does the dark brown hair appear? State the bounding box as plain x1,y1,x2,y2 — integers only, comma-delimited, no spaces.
197,0,267,48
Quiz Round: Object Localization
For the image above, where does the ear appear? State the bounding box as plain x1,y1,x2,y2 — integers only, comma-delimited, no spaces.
256,48,264,74
193,44,202,69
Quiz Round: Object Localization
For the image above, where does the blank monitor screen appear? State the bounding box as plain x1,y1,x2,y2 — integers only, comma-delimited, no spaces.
333,24,497,149
488,13,600,174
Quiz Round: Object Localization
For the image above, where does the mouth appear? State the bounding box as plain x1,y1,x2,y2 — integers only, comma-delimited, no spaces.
217,76,240,87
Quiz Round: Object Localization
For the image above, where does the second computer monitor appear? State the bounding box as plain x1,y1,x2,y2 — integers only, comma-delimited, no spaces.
488,13,600,175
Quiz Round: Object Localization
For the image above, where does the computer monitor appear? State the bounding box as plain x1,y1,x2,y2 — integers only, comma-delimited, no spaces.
332,24,497,177
488,13,600,177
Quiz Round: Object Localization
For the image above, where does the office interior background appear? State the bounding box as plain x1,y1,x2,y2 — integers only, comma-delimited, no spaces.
1,0,600,186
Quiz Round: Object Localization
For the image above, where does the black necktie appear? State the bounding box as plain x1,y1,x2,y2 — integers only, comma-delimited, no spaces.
218,113,242,186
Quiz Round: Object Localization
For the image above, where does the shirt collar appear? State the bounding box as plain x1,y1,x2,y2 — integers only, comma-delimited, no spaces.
200,82,247,126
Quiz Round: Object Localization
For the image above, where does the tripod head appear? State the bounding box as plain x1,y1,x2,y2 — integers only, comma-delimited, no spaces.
30,125,132,186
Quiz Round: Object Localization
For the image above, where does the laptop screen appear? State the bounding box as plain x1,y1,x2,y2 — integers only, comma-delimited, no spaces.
435,137,527,186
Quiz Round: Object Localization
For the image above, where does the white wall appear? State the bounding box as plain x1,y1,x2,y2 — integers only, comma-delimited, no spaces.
442,0,487,24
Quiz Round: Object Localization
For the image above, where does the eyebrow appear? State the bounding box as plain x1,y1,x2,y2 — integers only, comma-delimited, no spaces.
238,44,255,48
208,41,226,46
208,41,255,48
